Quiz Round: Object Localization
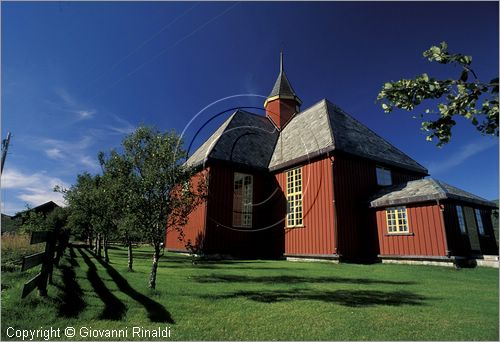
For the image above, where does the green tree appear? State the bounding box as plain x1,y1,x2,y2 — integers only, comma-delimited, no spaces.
377,42,499,146
19,206,68,234
90,174,115,261
60,173,97,250
98,150,143,271
122,126,204,289
62,171,118,262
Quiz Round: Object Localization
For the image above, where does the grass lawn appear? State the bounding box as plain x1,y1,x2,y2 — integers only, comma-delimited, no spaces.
1,244,498,340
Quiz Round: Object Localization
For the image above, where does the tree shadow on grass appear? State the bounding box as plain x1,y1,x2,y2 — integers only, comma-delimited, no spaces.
55,247,86,318
67,245,79,267
193,274,417,286
78,248,127,320
87,248,174,324
202,289,428,307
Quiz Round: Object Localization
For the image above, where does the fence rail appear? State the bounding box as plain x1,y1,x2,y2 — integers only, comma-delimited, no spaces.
20,226,67,298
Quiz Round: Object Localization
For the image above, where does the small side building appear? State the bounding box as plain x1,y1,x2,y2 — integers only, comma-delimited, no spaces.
370,178,498,267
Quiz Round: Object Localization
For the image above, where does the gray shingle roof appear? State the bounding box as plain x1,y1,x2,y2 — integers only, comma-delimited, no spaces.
326,101,427,173
187,99,428,174
268,70,299,99
185,110,279,169
269,99,428,173
267,53,300,101
370,178,497,208
185,113,234,168
269,100,333,168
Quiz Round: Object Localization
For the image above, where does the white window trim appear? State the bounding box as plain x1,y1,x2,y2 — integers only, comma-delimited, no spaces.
232,173,253,228
376,166,392,186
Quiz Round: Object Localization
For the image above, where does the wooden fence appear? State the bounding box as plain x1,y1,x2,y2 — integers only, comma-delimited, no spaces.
20,227,68,298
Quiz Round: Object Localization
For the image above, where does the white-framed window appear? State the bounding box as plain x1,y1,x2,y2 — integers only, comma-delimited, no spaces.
232,173,253,228
474,209,485,235
376,166,392,186
286,167,303,227
456,205,467,234
386,206,409,233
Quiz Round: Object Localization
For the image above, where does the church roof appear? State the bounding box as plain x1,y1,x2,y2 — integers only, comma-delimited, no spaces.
269,99,428,173
186,99,428,175
268,70,299,99
369,178,497,208
266,53,302,104
185,110,279,169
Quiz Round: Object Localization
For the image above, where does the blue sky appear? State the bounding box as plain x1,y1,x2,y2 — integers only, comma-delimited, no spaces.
1,1,498,215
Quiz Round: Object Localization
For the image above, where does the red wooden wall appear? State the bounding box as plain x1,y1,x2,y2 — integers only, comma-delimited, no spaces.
375,203,447,257
166,170,208,251
474,207,498,255
167,153,436,260
332,154,424,259
442,201,498,256
265,98,298,129
203,163,284,258
273,157,336,256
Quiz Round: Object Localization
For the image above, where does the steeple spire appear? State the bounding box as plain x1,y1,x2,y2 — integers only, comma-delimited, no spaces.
280,51,284,73
264,52,302,129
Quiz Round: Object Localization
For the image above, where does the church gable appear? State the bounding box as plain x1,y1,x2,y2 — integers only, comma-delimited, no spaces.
186,110,278,169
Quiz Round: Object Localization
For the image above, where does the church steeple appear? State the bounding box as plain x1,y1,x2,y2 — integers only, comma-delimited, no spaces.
264,52,302,129
280,50,284,72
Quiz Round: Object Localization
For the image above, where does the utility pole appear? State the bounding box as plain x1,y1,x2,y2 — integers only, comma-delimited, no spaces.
1,132,12,173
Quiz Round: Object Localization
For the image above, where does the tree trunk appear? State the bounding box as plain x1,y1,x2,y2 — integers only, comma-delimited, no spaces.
94,234,99,253
87,231,93,249
104,234,109,263
127,240,133,272
97,233,102,258
148,244,161,289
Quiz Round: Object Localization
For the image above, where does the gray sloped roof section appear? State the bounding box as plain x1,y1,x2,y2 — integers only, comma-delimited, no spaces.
186,110,279,169
370,178,497,208
325,101,427,173
269,100,334,168
268,70,299,98
209,110,279,168
185,113,235,168
188,99,427,174
269,99,428,173
435,179,498,208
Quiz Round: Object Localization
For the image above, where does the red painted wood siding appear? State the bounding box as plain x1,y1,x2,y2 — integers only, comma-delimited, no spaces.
265,98,298,129
204,163,283,258
474,207,498,254
274,157,336,256
166,170,208,251
441,202,471,256
376,203,447,256
333,154,424,258
443,201,498,256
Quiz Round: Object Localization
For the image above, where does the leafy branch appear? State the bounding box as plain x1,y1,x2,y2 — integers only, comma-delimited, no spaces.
377,41,499,146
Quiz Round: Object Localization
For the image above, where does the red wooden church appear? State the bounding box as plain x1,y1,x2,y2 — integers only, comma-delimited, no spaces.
166,55,498,266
